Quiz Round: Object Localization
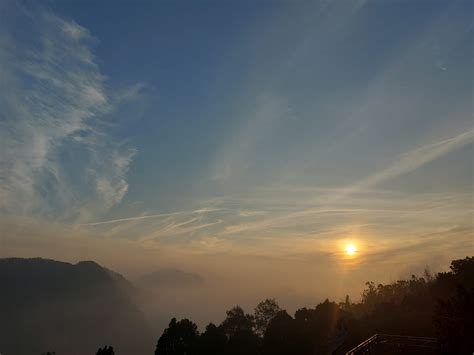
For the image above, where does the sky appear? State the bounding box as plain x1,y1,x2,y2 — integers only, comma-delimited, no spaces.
0,0,473,325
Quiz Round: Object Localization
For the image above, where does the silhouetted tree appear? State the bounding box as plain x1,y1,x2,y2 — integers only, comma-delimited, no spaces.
151,257,474,355
254,298,281,337
197,323,227,355
435,286,474,354
294,300,347,354
433,257,474,354
449,256,474,290
155,318,199,355
263,310,304,355
225,329,260,355
220,306,259,355
220,306,254,338
340,295,351,312
96,346,115,355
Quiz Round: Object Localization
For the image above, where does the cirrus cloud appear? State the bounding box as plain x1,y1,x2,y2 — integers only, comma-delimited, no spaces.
0,7,137,222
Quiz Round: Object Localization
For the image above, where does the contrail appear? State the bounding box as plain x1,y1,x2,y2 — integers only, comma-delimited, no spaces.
332,128,474,201
78,212,185,226
78,207,224,226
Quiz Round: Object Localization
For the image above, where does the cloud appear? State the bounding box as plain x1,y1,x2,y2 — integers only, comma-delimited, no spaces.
210,93,292,182
114,82,149,103
0,8,137,221
79,212,185,226
79,207,226,227
344,129,474,195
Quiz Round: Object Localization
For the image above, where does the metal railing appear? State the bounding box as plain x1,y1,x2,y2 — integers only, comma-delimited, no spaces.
345,334,437,354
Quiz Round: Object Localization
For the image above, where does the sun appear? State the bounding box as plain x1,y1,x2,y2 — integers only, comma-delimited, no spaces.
345,244,357,256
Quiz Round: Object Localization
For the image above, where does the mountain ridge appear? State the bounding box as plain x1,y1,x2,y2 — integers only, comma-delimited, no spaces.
0,257,155,355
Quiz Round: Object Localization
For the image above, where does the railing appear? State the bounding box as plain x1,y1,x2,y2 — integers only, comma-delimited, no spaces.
345,334,437,354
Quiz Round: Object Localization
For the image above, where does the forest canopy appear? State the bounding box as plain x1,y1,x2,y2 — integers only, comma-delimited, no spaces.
153,256,473,355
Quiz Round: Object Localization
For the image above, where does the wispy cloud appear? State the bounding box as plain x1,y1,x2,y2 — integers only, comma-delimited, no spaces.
210,93,292,182
78,211,186,226
79,207,226,227
342,129,474,197
0,7,138,221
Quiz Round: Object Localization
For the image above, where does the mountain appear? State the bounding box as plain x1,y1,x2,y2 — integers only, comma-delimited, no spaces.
0,258,155,355
136,269,204,289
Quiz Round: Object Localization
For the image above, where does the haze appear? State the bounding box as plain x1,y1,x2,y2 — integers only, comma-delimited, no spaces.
0,0,473,328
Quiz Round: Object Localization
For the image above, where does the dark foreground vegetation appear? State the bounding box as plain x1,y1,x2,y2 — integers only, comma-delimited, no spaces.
2,257,473,355
151,256,473,355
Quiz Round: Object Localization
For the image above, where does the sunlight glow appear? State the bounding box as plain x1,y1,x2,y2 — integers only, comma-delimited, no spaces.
345,244,357,256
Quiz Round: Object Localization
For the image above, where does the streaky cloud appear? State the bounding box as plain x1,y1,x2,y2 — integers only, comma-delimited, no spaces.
80,207,225,227
339,128,474,198
78,211,186,226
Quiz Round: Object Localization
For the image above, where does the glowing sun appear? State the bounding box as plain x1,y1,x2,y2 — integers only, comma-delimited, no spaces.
345,244,357,256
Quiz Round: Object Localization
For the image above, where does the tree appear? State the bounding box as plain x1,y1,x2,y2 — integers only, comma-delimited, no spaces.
449,256,474,290
435,286,474,354
254,298,282,337
220,306,254,339
197,323,227,355
220,306,259,355
263,310,303,355
155,318,199,355
293,300,348,354
340,295,351,312
151,257,474,355
96,346,114,355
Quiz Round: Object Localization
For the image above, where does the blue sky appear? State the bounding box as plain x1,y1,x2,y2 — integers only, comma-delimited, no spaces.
0,0,473,319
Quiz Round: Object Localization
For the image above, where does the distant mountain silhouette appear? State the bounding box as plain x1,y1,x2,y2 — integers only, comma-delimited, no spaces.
136,269,204,289
0,258,154,355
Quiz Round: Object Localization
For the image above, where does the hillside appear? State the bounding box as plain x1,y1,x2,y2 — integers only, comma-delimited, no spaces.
0,258,154,355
